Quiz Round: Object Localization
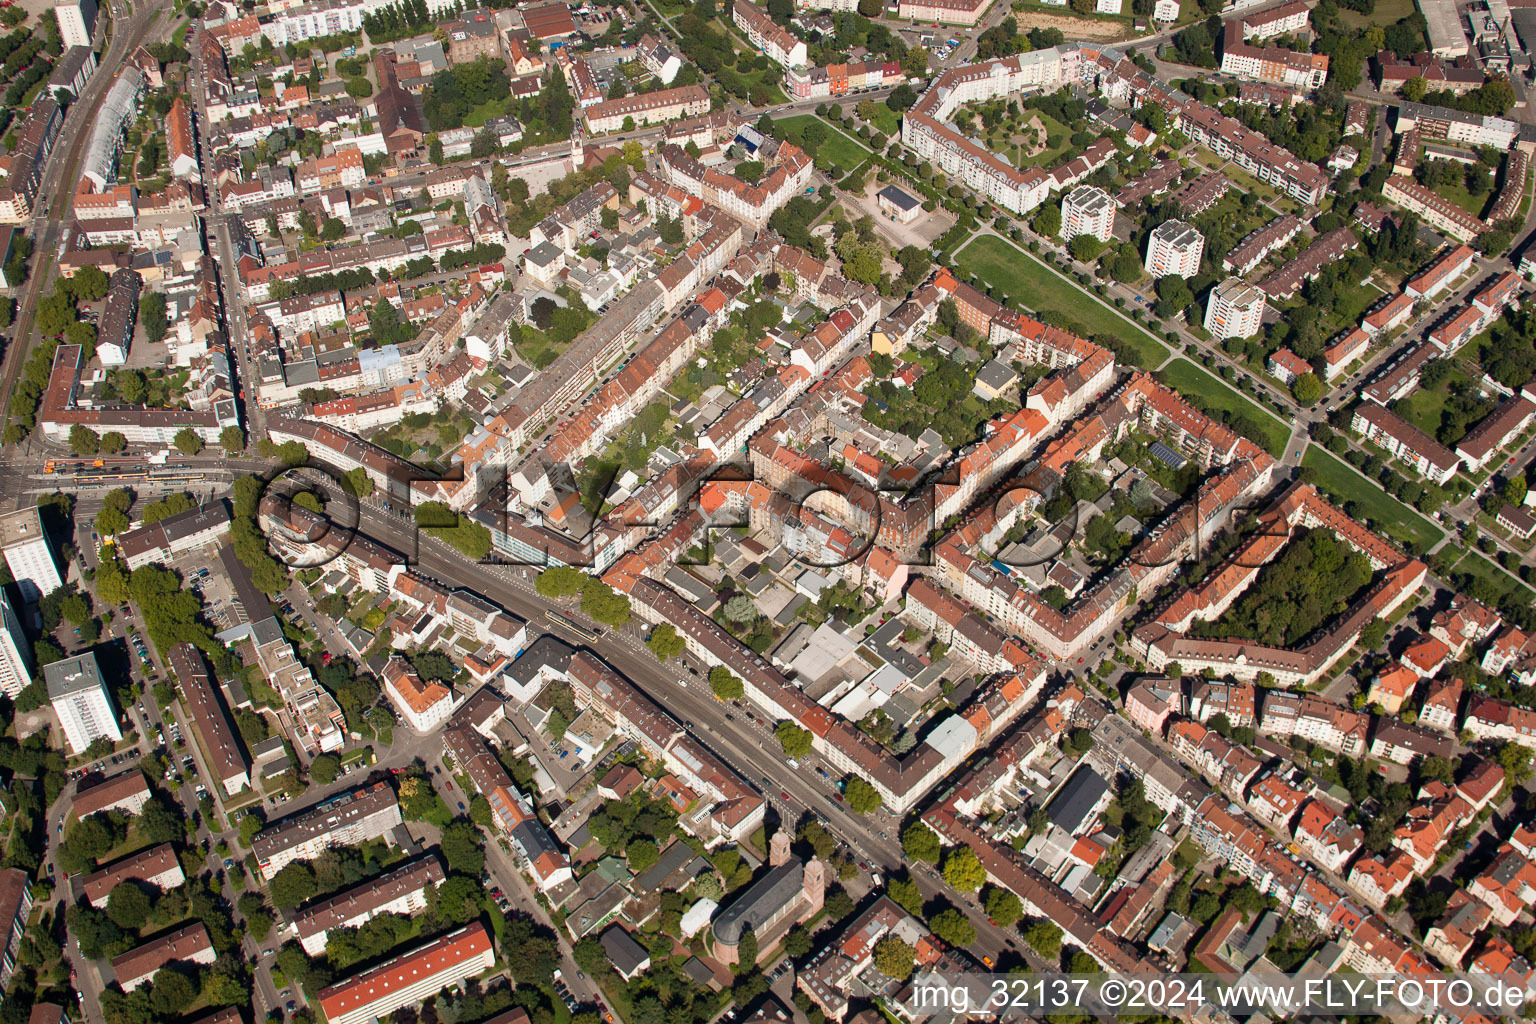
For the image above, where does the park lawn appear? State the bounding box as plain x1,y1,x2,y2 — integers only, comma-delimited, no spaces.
1156,359,1291,457
1435,177,1490,218
774,114,873,173
1301,446,1446,552
1013,111,1073,169
867,105,902,137
514,325,566,369
953,234,1168,369
1307,281,1386,339
1194,152,1303,216
1394,363,1475,440
1006,1,1137,32
1462,324,1507,370
1340,0,1414,29
462,98,515,128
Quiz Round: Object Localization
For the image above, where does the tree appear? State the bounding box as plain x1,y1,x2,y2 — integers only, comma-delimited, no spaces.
70,266,110,302
928,909,976,947
174,428,204,456
901,45,928,79
1498,742,1533,785
346,76,373,98
824,889,855,921
1402,75,1428,102
656,214,685,245
441,820,485,875
117,370,148,405
580,577,631,627
627,838,660,873
69,424,100,456
983,886,1022,927
646,623,685,661
536,565,587,598
65,321,96,352
901,821,942,863
943,847,985,892
1505,472,1528,507
845,776,882,814
1069,234,1104,262
140,292,169,343
1154,274,1193,318
1291,372,1324,405
776,721,813,759
724,594,756,622
1032,203,1061,238
1359,617,1389,650
268,862,318,908
873,936,915,979
149,968,198,1019
220,426,245,451
100,431,126,454
106,884,153,930
888,875,925,917
95,502,130,537
1419,755,1455,786
735,927,759,971
1109,248,1142,283
710,666,744,700
1022,920,1063,958
310,753,341,784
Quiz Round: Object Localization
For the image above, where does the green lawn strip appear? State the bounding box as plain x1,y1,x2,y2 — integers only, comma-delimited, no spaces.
773,114,873,172
953,234,1168,369
1156,359,1291,457
1301,446,1445,552
1447,548,1536,603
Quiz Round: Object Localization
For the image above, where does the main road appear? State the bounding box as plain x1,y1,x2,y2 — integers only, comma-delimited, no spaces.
0,0,172,458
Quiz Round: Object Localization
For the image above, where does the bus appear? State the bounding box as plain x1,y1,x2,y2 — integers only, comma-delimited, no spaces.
547,611,599,644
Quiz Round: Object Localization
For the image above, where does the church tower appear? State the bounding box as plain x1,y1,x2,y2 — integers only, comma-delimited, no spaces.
802,858,825,914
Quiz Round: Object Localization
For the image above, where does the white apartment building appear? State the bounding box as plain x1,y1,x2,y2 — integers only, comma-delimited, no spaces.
45,653,122,756
382,657,454,733
1203,278,1266,339
1061,185,1115,242
318,924,497,1024
0,506,62,604
583,84,712,135
0,590,31,698
291,858,447,955
733,0,809,68
1242,0,1310,38
54,0,96,48
258,0,460,47
1144,219,1204,278
251,782,402,880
